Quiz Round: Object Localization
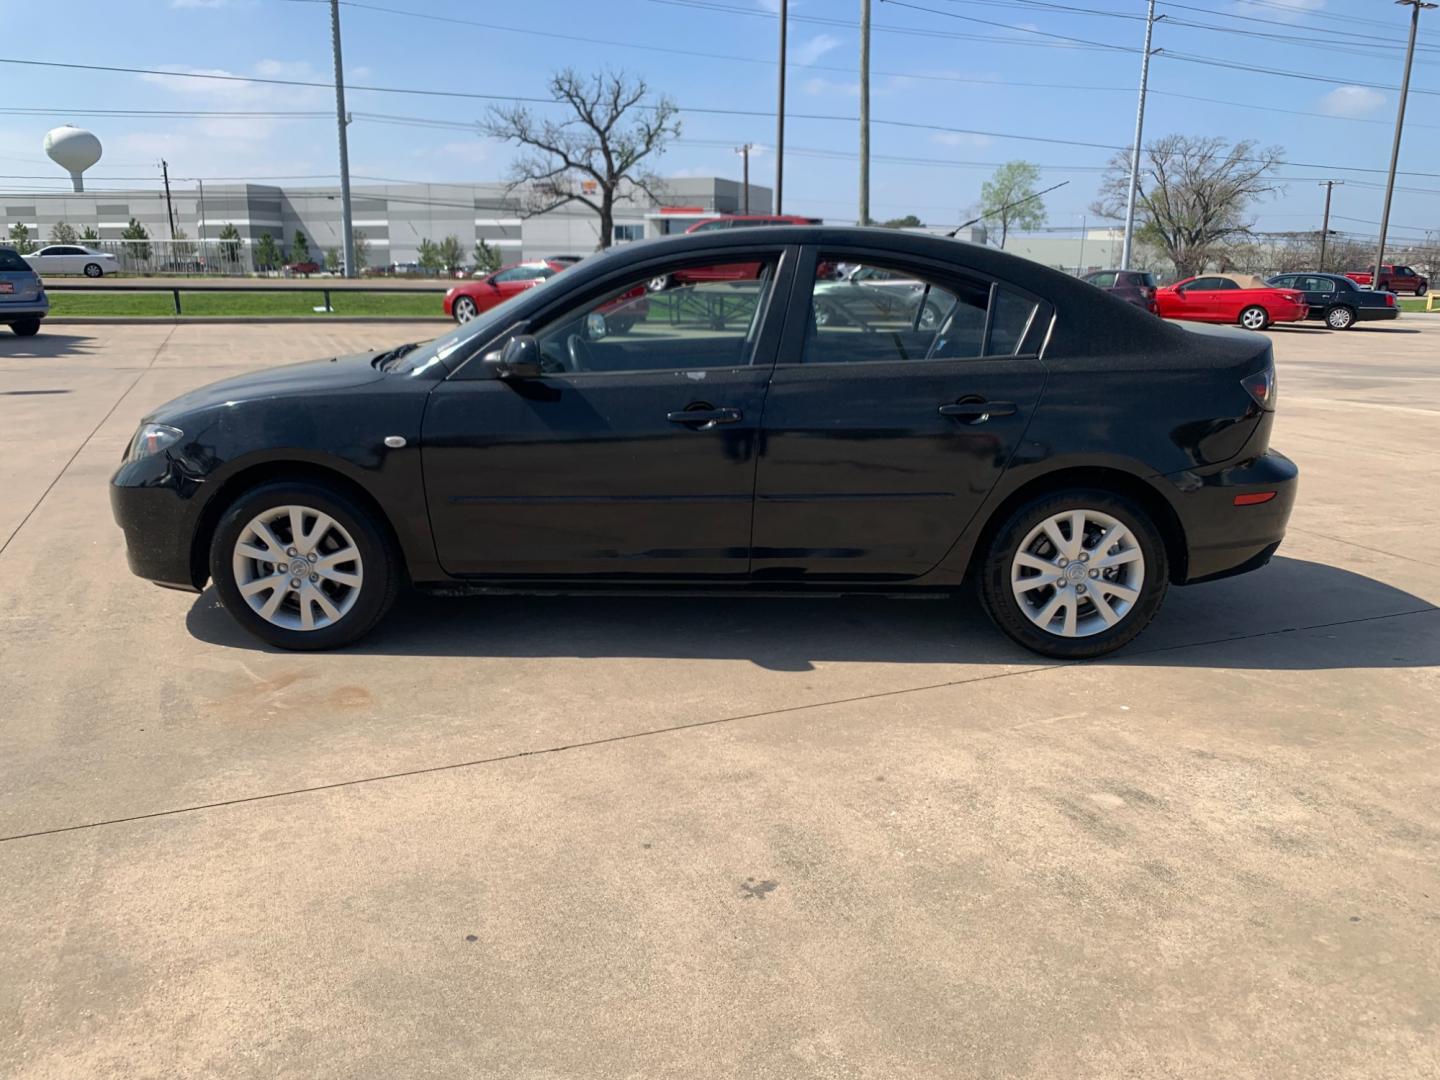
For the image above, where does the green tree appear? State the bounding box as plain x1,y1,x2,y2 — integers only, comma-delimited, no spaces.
437,235,465,272
290,230,311,264
121,218,151,261
325,247,340,272
417,238,443,273
473,238,501,274
49,222,79,244
80,225,100,242
9,223,32,251
351,229,370,271
218,222,242,264
254,232,281,270
880,214,923,229
980,161,1047,249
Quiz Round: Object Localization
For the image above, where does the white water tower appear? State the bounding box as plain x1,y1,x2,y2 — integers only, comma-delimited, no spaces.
44,126,103,192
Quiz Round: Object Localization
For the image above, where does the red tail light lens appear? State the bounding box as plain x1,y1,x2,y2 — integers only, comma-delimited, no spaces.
1241,366,1277,411
1386,293,1396,307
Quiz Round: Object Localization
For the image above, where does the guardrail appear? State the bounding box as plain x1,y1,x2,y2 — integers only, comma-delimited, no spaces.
44,281,451,316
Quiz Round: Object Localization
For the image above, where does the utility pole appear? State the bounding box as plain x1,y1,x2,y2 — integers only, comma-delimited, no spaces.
160,159,177,241
859,0,871,226
736,144,753,215
196,178,208,270
1373,0,1435,288
1317,179,1342,271
1120,0,1159,270
330,0,357,278
775,0,787,214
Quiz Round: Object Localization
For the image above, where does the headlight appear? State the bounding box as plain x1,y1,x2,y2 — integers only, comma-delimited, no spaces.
125,422,184,462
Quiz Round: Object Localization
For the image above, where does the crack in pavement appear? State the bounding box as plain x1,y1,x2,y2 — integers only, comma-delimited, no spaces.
0,324,178,559
2,604,1435,846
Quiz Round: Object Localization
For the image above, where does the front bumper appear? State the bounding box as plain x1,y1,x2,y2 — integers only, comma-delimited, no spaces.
110,454,206,592
1162,450,1299,584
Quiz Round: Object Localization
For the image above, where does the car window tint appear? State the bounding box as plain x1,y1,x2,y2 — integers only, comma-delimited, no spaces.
532,258,778,375
1186,277,1219,290
987,287,1039,356
805,256,1031,364
1302,276,1335,294
0,249,30,271
1270,276,1295,288
1088,272,1116,288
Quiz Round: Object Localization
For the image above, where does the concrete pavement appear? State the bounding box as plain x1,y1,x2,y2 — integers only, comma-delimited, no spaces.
1,319,1437,1078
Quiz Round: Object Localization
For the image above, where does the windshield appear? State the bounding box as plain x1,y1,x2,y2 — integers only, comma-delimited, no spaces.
380,288,537,374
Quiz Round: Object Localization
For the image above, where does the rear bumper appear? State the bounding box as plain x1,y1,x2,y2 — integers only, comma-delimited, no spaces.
1,302,49,320
1162,450,1298,584
1357,306,1400,322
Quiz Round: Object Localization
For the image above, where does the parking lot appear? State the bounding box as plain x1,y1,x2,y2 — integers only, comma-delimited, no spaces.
2,319,1438,1077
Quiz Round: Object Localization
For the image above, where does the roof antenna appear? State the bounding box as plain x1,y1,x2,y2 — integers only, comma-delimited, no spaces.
948,180,1069,239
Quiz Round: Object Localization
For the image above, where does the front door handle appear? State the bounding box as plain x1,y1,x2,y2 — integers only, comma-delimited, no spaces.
939,400,1017,423
667,406,742,426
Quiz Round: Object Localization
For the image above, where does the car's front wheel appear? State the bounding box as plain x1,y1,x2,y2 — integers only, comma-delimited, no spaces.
83,262,104,278
452,296,478,323
1239,305,1270,331
210,482,398,650
1325,305,1356,330
978,490,1169,659
1417,282,1428,297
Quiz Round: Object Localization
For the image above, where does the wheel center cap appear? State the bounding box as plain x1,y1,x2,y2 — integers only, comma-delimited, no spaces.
289,558,309,577
1064,563,1087,583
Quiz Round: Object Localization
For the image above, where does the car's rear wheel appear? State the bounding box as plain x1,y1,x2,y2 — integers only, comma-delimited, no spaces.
452,296,478,323
978,490,1169,659
1324,305,1356,330
1239,305,1270,331
210,482,398,650
10,319,40,337
83,262,104,278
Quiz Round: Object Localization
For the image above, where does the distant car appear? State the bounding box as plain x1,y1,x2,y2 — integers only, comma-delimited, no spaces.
285,261,321,276
1155,273,1307,331
1265,272,1399,330
813,265,947,328
1082,269,1158,314
0,247,48,335
1344,264,1427,296
547,255,585,266
23,244,118,278
445,260,566,322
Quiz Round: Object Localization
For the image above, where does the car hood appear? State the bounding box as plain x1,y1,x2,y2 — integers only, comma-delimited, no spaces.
148,353,387,420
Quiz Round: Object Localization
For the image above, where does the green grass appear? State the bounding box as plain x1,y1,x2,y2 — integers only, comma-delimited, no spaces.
1398,297,1432,314
47,290,444,318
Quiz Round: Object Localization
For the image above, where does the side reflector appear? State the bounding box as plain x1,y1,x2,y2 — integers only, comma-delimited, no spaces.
1234,492,1277,506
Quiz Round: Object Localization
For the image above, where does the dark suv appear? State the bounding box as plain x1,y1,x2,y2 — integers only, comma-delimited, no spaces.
1083,269,1158,314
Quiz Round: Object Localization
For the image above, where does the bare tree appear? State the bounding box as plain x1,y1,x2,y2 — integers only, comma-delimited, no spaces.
483,69,680,250
1093,135,1284,278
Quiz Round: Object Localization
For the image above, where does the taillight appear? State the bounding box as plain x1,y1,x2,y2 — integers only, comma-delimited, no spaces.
1241,366,1277,411
1385,293,1396,307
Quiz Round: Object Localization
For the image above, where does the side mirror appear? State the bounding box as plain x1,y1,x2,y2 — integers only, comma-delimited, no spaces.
483,334,544,379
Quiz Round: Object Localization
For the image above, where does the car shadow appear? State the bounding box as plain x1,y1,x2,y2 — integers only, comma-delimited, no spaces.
1349,326,1423,334
184,556,1438,672
0,331,100,359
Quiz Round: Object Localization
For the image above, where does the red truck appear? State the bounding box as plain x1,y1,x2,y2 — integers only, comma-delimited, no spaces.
1344,264,1428,296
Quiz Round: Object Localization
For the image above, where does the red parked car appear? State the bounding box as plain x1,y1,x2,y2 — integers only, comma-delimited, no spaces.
1154,273,1307,331
444,260,566,322
1344,264,1428,296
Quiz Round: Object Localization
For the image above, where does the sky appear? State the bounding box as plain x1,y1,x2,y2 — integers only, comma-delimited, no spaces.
2,0,1438,245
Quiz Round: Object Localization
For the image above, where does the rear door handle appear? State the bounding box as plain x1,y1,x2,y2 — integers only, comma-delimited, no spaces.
939,400,1017,422
667,407,742,425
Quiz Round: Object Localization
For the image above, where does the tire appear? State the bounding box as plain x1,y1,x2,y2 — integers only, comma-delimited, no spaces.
977,489,1169,660
1417,283,1428,297
1324,305,1356,330
83,262,104,278
917,300,942,330
10,319,41,337
209,481,399,650
452,296,478,323
1239,305,1270,331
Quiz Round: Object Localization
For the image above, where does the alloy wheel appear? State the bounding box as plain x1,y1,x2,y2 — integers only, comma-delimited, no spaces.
454,297,477,323
1240,306,1268,331
232,505,364,631
1009,509,1146,638
1326,306,1354,330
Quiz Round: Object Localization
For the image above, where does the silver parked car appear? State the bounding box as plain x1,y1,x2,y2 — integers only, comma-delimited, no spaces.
23,243,118,277
0,247,49,335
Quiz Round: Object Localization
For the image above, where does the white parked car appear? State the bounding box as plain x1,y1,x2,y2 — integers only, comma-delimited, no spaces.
23,245,119,277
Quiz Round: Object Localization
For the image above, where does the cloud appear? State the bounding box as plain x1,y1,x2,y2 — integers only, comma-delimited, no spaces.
1233,0,1325,19
1318,85,1386,117
803,76,859,98
930,132,994,150
139,60,330,108
792,33,841,66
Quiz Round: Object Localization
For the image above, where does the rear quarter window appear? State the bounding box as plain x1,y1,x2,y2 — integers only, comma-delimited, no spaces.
0,249,31,271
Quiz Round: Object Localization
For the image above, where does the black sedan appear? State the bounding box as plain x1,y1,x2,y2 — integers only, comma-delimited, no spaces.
112,227,1297,659
1266,272,1400,330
